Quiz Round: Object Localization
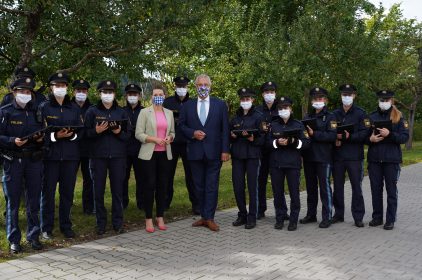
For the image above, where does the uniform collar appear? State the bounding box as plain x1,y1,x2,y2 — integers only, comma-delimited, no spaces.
174,91,190,103
12,99,34,110
125,101,142,110
262,100,278,111
71,97,92,109
236,105,256,117
48,94,72,107
97,100,118,110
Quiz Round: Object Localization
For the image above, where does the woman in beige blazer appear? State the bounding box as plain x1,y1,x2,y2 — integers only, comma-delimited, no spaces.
135,85,175,233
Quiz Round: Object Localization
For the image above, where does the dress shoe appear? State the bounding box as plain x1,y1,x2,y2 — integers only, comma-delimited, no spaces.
232,217,247,227
299,216,317,224
155,219,167,231
355,221,364,228
369,219,383,227
331,216,344,224
274,221,284,230
29,238,43,250
257,212,265,220
62,229,76,239
206,220,220,231
41,231,53,240
96,228,106,235
288,222,297,231
383,222,394,230
319,220,331,228
245,221,256,229
10,243,22,254
114,227,125,234
192,218,207,227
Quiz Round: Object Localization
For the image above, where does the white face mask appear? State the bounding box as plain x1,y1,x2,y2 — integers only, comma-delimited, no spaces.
15,93,32,104
127,95,139,105
176,88,187,97
263,93,276,104
75,92,87,102
312,101,325,110
379,101,392,111
278,109,291,119
240,101,252,110
53,87,67,97
101,93,114,104
341,96,353,106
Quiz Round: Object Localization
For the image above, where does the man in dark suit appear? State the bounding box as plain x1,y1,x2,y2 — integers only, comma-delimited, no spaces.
179,74,230,231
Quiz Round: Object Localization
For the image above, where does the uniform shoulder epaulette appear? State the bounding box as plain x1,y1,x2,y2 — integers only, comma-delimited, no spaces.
0,103,13,111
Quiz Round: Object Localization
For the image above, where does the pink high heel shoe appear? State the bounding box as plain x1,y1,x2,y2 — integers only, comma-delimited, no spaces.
156,218,167,231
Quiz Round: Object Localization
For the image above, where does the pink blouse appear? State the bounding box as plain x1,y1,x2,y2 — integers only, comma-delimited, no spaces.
154,110,168,152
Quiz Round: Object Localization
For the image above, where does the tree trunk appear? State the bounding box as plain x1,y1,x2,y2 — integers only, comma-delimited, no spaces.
301,88,309,118
406,104,415,150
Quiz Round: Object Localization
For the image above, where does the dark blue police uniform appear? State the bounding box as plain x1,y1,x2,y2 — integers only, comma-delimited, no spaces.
0,77,44,252
332,84,368,226
230,88,264,229
163,77,198,213
301,87,337,228
39,94,83,237
267,97,310,230
84,80,131,234
367,90,409,230
71,79,94,215
123,89,144,210
255,81,281,218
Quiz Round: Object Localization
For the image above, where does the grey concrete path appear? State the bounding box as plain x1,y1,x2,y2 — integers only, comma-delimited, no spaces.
1,163,422,280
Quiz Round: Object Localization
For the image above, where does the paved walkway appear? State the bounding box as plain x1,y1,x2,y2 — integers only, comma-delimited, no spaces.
1,163,422,280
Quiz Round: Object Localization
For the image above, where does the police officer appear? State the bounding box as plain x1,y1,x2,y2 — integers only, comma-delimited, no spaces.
71,79,94,215
0,77,44,253
1,67,46,107
367,90,409,230
255,81,288,220
163,76,198,214
267,97,310,231
332,84,368,227
84,80,131,235
230,88,264,229
300,87,337,228
39,72,83,239
123,83,144,210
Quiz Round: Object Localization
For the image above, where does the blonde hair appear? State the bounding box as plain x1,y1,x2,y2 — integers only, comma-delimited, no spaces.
390,99,402,124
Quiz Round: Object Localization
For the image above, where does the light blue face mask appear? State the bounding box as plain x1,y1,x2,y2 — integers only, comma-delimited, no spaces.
197,86,210,98
153,95,165,105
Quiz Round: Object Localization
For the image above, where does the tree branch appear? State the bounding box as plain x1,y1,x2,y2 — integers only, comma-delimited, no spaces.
0,49,17,64
57,37,152,73
0,5,30,16
394,98,411,110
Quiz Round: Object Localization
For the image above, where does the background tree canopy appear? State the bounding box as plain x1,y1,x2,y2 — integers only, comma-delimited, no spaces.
1,0,421,146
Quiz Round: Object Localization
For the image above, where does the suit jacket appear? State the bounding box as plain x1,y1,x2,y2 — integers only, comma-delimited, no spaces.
179,97,230,160
135,105,175,160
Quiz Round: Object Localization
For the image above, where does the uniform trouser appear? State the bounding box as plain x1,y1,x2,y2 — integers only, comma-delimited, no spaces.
79,157,94,213
41,160,79,233
190,158,222,220
303,161,333,221
2,158,43,243
368,162,400,223
270,167,301,224
232,158,260,222
90,157,126,230
141,152,172,219
333,160,365,222
123,155,143,209
166,143,198,211
257,152,270,214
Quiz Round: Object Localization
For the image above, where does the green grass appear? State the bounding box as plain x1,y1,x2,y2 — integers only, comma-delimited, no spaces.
0,141,421,260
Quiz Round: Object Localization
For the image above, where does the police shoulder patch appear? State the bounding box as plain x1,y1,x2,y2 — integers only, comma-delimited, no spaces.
404,120,409,129
330,120,337,129
364,118,371,128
